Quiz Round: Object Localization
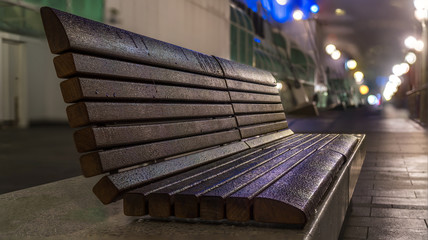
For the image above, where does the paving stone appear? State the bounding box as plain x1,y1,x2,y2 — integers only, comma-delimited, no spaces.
348,216,426,229
368,227,428,240
411,180,428,187
371,208,428,219
399,144,428,154
374,161,406,167
374,172,410,180
351,196,372,204
353,189,416,198
342,226,368,239
409,172,428,178
350,207,371,217
372,197,428,208
363,167,408,172
415,190,427,198
373,180,413,190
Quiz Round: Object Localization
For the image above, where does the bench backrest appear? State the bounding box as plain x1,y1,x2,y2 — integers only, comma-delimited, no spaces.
41,7,291,204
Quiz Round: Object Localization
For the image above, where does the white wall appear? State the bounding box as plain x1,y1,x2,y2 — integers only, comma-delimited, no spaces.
104,0,230,59
0,32,67,126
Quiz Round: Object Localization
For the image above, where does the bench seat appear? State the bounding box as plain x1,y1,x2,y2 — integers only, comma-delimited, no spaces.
40,6,365,230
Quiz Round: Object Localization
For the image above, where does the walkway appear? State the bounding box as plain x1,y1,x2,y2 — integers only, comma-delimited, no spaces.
289,104,428,240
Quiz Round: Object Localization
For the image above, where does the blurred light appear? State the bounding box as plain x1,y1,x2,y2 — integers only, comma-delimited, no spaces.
392,64,404,76
389,74,402,86
367,95,378,105
400,63,410,74
310,4,319,13
354,71,364,83
293,9,304,20
405,52,417,64
415,40,424,52
414,0,428,10
335,8,345,16
359,85,369,95
404,36,417,49
276,0,287,6
325,44,336,54
415,9,428,21
254,37,261,43
346,59,357,70
331,50,341,60
276,82,283,90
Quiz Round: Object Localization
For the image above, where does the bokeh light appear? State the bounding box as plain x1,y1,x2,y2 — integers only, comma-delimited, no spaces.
276,82,283,90
331,50,341,60
367,95,378,105
293,9,304,20
325,44,336,54
405,52,417,64
359,85,369,95
276,0,287,6
346,59,357,70
354,71,364,83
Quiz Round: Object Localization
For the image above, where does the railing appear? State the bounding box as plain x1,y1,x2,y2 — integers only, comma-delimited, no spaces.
406,84,428,125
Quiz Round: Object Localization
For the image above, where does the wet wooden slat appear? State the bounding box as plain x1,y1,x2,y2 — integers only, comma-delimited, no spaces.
123,146,256,216
239,121,288,139
225,135,336,221
60,78,231,103
173,135,330,219
41,7,223,77
74,118,237,153
96,141,250,205
214,56,277,86
232,103,284,114
172,147,297,218
236,112,286,126
226,79,279,95
147,147,278,217
81,130,241,177
66,102,234,128
197,135,333,220
253,149,345,225
54,53,227,90
321,134,358,160
229,91,281,103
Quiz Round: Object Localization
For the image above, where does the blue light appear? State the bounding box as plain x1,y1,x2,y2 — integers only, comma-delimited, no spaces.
254,37,261,43
310,4,319,13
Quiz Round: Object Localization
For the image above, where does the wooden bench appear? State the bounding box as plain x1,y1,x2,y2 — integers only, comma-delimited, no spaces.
40,7,365,231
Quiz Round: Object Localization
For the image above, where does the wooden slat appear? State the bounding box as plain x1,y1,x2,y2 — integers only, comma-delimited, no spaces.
214,56,277,86
232,103,284,114
239,121,288,139
321,134,358,160
176,147,302,219
81,130,241,177
123,146,256,216
196,135,331,220
253,149,345,225
54,53,227,90
236,112,286,126
225,135,335,221
60,78,231,103
229,91,281,103
148,146,288,218
198,148,300,220
74,118,237,153
244,129,294,148
226,79,279,95
66,102,234,128
95,141,250,205
41,7,224,77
